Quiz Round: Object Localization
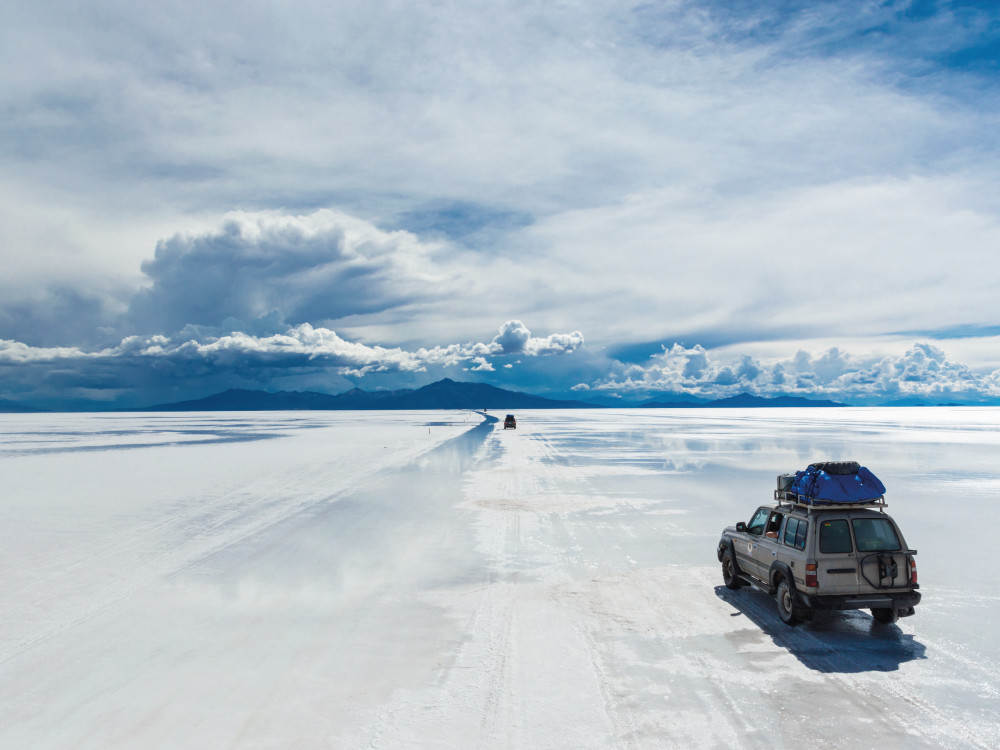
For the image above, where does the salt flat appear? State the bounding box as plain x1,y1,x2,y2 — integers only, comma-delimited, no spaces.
1,408,998,748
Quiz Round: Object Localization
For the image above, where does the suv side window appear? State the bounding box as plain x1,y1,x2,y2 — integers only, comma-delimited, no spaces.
819,519,853,553
783,517,808,550
765,511,783,539
747,508,769,536
794,519,808,550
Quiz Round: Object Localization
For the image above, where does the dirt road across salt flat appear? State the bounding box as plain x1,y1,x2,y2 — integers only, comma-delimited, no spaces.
1,409,998,748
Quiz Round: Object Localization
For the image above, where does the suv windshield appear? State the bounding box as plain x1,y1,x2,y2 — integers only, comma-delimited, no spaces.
852,518,902,552
747,508,769,536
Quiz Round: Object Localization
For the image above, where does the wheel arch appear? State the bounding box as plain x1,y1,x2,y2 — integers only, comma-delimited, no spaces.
769,561,795,591
718,537,737,563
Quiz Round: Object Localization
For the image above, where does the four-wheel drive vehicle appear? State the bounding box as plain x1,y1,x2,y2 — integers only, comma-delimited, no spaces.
503,414,516,429
717,461,920,626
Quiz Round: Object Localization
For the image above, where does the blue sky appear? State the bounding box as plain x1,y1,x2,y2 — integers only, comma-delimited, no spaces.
2,0,1000,408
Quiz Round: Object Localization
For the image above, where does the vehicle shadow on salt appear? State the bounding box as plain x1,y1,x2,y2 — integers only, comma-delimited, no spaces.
715,585,927,673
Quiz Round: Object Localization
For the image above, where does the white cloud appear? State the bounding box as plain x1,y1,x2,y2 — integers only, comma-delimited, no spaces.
6,326,1000,406
127,209,455,336
580,341,1000,403
522,175,1000,352
0,320,581,379
465,357,495,373
491,320,531,354
0,339,91,364
489,320,584,357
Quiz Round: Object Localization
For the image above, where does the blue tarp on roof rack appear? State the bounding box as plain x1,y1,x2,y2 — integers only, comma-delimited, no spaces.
789,461,886,504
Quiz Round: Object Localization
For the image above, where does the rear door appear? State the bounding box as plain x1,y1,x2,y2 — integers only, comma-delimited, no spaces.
778,515,809,587
752,510,785,581
814,515,860,595
852,515,911,593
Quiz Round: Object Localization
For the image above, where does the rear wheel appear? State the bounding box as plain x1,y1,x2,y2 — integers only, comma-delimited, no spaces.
721,549,743,590
776,579,800,626
871,607,899,625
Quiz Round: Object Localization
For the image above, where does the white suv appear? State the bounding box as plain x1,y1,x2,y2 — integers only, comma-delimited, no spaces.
717,465,920,626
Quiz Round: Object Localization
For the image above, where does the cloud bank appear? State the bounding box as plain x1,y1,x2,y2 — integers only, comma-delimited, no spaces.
0,319,584,406
576,342,1000,404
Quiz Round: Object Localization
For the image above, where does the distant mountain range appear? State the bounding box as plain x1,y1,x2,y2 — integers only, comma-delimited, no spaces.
879,397,962,407
3,379,985,412
641,393,847,408
140,378,596,411
1,380,988,412
136,379,850,412
0,398,46,413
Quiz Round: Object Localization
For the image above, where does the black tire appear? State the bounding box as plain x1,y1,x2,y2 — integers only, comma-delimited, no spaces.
776,578,800,626
721,549,743,590
871,607,899,625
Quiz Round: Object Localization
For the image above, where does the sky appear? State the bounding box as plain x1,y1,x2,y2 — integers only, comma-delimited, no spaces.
2,0,1000,408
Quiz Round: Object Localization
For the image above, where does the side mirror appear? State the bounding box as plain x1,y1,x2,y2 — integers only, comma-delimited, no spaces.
736,522,747,532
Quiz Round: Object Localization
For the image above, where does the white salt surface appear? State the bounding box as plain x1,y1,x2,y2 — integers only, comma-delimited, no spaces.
1,408,998,748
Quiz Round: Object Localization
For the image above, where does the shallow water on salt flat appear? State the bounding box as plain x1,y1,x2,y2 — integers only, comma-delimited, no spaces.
1,408,997,748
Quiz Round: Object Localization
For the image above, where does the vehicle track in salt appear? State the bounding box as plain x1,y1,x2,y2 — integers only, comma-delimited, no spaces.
444,417,1000,749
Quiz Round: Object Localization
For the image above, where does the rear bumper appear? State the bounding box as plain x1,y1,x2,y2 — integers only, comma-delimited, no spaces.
797,590,921,612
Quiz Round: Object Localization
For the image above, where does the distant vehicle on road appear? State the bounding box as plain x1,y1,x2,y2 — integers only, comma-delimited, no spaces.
503,414,516,429
717,461,920,626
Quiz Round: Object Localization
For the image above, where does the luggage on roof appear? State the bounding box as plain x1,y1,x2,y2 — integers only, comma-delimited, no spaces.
787,461,886,504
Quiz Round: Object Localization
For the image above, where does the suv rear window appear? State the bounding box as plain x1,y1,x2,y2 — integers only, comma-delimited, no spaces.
819,519,853,553
783,517,808,550
852,518,902,552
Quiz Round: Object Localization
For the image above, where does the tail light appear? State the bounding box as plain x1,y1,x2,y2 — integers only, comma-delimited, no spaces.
909,557,918,586
805,563,817,588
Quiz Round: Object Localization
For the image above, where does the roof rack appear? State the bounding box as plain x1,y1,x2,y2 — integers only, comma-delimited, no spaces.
774,488,888,512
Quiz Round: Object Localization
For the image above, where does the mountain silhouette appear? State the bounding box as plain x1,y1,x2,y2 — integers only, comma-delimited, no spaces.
142,378,595,411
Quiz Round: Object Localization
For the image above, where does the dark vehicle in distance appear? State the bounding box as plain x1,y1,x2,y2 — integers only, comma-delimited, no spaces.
503,414,516,429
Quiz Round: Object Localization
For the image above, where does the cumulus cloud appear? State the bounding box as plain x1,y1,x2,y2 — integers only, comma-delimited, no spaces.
578,342,1000,404
491,321,532,354
0,339,91,364
115,325,425,376
0,319,584,404
465,357,495,372
127,210,453,335
7,325,1000,407
489,320,584,357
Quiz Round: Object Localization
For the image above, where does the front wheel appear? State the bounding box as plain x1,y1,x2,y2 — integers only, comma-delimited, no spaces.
721,549,743,590
871,607,899,625
776,579,800,626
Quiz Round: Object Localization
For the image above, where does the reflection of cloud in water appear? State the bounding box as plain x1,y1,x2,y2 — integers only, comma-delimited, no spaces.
0,413,364,457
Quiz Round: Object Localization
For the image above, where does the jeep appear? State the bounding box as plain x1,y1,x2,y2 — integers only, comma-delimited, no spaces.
717,467,920,626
